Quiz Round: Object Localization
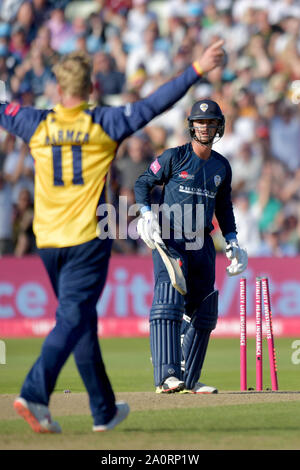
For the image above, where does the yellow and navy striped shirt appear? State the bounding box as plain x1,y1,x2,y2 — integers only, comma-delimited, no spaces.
0,64,202,248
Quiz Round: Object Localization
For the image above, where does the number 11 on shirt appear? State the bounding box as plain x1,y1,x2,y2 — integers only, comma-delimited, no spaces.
52,145,84,186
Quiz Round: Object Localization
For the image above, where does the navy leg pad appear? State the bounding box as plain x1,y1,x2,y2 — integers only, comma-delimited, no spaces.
181,290,218,389
191,290,218,330
150,282,184,386
182,327,211,389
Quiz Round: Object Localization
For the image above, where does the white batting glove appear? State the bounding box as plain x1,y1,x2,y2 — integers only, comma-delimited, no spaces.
225,240,248,277
137,210,163,250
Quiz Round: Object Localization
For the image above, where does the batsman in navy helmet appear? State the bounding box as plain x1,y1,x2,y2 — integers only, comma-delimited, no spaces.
188,99,225,144
135,98,248,394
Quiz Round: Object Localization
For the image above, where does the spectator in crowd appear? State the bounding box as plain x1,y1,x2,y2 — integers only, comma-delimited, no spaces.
268,0,300,25
0,0,24,22
16,1,38,43
22,47,54,98
232,192,261,257
144,125,168,155
269,102,300,172
213,113,243,161
280,168,300,205
46,7,74,53
258,224,298,257
0,22,11,65
0,168,13,255
249,163,283,234
206,7,249,53
104,0,132,16
12,187,35,256
123,0,157,52
126,20,172,79
231,141,263,193
107,34,127,74
165,13,186,58
2,135,34,205
93,51,125,96
233,88,258,144
0,46,11,94
34,25,60,68
32,0,51,25
115,133,153,206
9,23,30,63
86,12,105,54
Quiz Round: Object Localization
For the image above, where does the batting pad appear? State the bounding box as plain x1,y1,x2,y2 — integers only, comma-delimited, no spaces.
150,282,184,386
181,290,218,389
182,326,211,390
150,318,182,386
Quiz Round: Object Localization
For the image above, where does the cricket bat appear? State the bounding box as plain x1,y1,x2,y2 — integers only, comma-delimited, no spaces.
153,233,187,296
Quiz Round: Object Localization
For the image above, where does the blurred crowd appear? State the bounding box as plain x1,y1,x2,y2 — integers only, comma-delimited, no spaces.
0,0,300,257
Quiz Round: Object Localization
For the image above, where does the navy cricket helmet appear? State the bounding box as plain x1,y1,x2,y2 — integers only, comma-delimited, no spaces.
188,99,225,142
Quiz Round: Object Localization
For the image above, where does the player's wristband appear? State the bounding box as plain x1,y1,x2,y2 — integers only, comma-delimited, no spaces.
140,205,151,215
192,61,204,76
225,232,238,243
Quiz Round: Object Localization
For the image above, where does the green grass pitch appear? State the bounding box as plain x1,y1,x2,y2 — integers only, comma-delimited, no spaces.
1,336,300,450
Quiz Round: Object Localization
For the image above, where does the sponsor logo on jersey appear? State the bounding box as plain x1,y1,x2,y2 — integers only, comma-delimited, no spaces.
214,175,222,187
150,159,161,174
179,185,216,198
179,171,194,180
200,103,208,112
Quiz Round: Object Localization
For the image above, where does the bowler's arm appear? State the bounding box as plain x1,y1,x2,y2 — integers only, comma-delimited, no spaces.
97,40,225,142
0,103,49,143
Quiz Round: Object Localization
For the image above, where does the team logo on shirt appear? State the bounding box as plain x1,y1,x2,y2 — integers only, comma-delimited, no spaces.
214,175,222,187
200,103,208,112
179,171,194,180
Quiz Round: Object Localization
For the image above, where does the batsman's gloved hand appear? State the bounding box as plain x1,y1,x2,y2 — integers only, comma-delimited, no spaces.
137,210,163,250
225,239,248,277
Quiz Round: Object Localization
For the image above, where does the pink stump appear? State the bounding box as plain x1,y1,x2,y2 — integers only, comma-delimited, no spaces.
261,277,279,391
240,278,247,391
255,278,263,391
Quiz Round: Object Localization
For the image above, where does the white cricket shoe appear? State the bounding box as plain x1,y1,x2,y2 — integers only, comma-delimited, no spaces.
93,401,130,431
180,382,218,394
156,376,185,394
14,397,62,433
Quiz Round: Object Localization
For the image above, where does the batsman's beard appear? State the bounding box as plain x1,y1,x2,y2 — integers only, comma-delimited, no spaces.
192,131,221,148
